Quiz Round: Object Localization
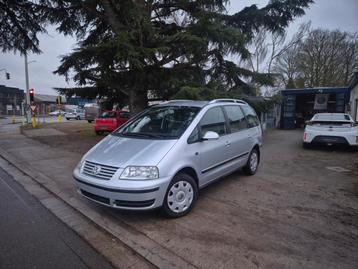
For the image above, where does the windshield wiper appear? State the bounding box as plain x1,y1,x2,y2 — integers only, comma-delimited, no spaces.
121,132,159,138
121,132,176,139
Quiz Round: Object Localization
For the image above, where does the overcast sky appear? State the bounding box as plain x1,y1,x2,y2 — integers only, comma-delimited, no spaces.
0,0,357,95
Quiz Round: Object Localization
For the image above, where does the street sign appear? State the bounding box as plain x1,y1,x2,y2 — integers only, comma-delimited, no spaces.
30,105,37,112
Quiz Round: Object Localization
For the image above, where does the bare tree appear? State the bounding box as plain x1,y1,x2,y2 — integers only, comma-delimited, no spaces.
292,29,358,87
240,22,310,94
243,22,310,74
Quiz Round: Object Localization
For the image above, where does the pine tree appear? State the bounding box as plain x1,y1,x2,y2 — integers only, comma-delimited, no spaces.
47,0,313,114
0,0,48,54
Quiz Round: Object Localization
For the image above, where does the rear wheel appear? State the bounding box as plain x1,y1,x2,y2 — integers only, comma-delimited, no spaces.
243,148,259,175
76,116,80,120
66,118,70,121
302,142,311,149
87,120,93,123
95,131,103,135
161,173,198,218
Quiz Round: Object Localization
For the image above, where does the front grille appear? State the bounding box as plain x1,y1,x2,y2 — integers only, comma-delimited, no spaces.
81,190,110,205
82,160,118,180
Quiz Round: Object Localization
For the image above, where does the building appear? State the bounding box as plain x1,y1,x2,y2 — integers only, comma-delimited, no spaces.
280,87,351,129
66,96,96,107
0,85,24,116
34,94,66,115
349,71,358,121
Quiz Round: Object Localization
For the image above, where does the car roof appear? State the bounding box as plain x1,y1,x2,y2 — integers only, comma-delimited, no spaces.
156,100,209,108
155,99,248,108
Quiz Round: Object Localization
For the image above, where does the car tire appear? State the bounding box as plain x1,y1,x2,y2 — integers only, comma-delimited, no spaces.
66,118,70,120
95,131,103,135
88,120,93,123
161,173,198,218
243,147,259,176
302,142,311,149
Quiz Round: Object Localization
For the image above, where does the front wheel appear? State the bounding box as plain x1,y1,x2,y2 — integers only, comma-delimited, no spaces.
243,148,259,175
161,173,198,218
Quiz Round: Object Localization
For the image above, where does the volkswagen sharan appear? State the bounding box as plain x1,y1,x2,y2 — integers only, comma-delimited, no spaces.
73,99,262,217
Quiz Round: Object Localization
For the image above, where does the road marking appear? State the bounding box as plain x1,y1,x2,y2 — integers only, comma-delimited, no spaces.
325,166,351,173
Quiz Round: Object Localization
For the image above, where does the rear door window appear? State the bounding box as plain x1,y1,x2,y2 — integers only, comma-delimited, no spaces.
223,105,248,132
200,107,227,136
241,105,260,128
99,111,116,118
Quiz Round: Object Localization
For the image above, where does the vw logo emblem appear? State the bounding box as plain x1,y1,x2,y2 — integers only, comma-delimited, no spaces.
92,165,101,175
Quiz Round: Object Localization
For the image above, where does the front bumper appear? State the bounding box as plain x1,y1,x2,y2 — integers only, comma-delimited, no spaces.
73,168,171,210
303,130,358,146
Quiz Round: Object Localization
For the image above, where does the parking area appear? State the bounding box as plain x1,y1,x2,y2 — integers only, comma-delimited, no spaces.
2,121,358,268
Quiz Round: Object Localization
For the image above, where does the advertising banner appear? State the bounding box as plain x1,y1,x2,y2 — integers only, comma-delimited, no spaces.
314,94,329,110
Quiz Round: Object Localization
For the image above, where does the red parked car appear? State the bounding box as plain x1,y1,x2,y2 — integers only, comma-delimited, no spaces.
94,110,130,135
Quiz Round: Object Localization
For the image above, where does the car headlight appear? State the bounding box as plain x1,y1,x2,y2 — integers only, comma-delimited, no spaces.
76,157,85,170
120,166,159,180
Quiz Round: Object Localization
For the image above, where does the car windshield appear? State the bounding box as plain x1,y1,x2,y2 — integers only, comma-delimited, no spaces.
115,106,200,139
312,114,351,122
99,111,116,118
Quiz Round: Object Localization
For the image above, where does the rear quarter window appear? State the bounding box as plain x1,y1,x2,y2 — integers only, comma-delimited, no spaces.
241,105,260,128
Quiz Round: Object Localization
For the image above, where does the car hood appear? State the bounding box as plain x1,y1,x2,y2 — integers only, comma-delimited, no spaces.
84,134,177,168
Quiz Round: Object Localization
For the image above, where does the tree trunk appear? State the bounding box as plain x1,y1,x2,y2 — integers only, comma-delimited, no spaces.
129,90,148,116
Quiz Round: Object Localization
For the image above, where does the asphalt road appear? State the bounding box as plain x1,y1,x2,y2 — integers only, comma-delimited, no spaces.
0,167,114,269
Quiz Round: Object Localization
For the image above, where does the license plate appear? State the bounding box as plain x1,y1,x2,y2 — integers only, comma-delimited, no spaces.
100,126,107,130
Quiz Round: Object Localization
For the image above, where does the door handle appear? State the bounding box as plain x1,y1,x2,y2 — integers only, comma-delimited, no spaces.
225,141,231,147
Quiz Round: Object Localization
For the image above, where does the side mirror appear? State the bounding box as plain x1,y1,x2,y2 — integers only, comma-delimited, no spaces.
202,131,219,141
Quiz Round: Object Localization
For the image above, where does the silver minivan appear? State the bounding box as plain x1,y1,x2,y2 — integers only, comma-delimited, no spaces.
73,99,262,217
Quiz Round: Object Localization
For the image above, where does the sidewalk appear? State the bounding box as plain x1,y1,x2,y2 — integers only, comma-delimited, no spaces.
0,125,192,269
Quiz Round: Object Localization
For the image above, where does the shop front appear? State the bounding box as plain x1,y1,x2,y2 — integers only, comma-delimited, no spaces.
280,87,351,129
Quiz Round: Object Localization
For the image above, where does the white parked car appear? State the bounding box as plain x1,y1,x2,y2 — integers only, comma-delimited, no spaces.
65,108,85,120
303,113,358,148
49,110,66,116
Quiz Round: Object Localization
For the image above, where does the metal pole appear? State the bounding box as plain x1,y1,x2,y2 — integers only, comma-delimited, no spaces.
24,53,30,123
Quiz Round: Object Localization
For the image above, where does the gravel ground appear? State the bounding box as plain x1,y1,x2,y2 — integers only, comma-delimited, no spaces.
23,123,358,269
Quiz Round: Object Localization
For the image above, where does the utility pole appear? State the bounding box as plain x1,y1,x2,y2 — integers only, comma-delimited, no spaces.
24,53,30,123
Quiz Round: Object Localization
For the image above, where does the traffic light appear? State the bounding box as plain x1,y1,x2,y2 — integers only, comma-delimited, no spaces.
6,73,10,80
29,89,35,102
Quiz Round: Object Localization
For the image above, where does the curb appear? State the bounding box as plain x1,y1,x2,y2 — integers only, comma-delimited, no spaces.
0,144,197,269
0,156,154,269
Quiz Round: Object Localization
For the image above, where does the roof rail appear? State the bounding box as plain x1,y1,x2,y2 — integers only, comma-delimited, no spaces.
160,99,194,104
209,99,247,105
